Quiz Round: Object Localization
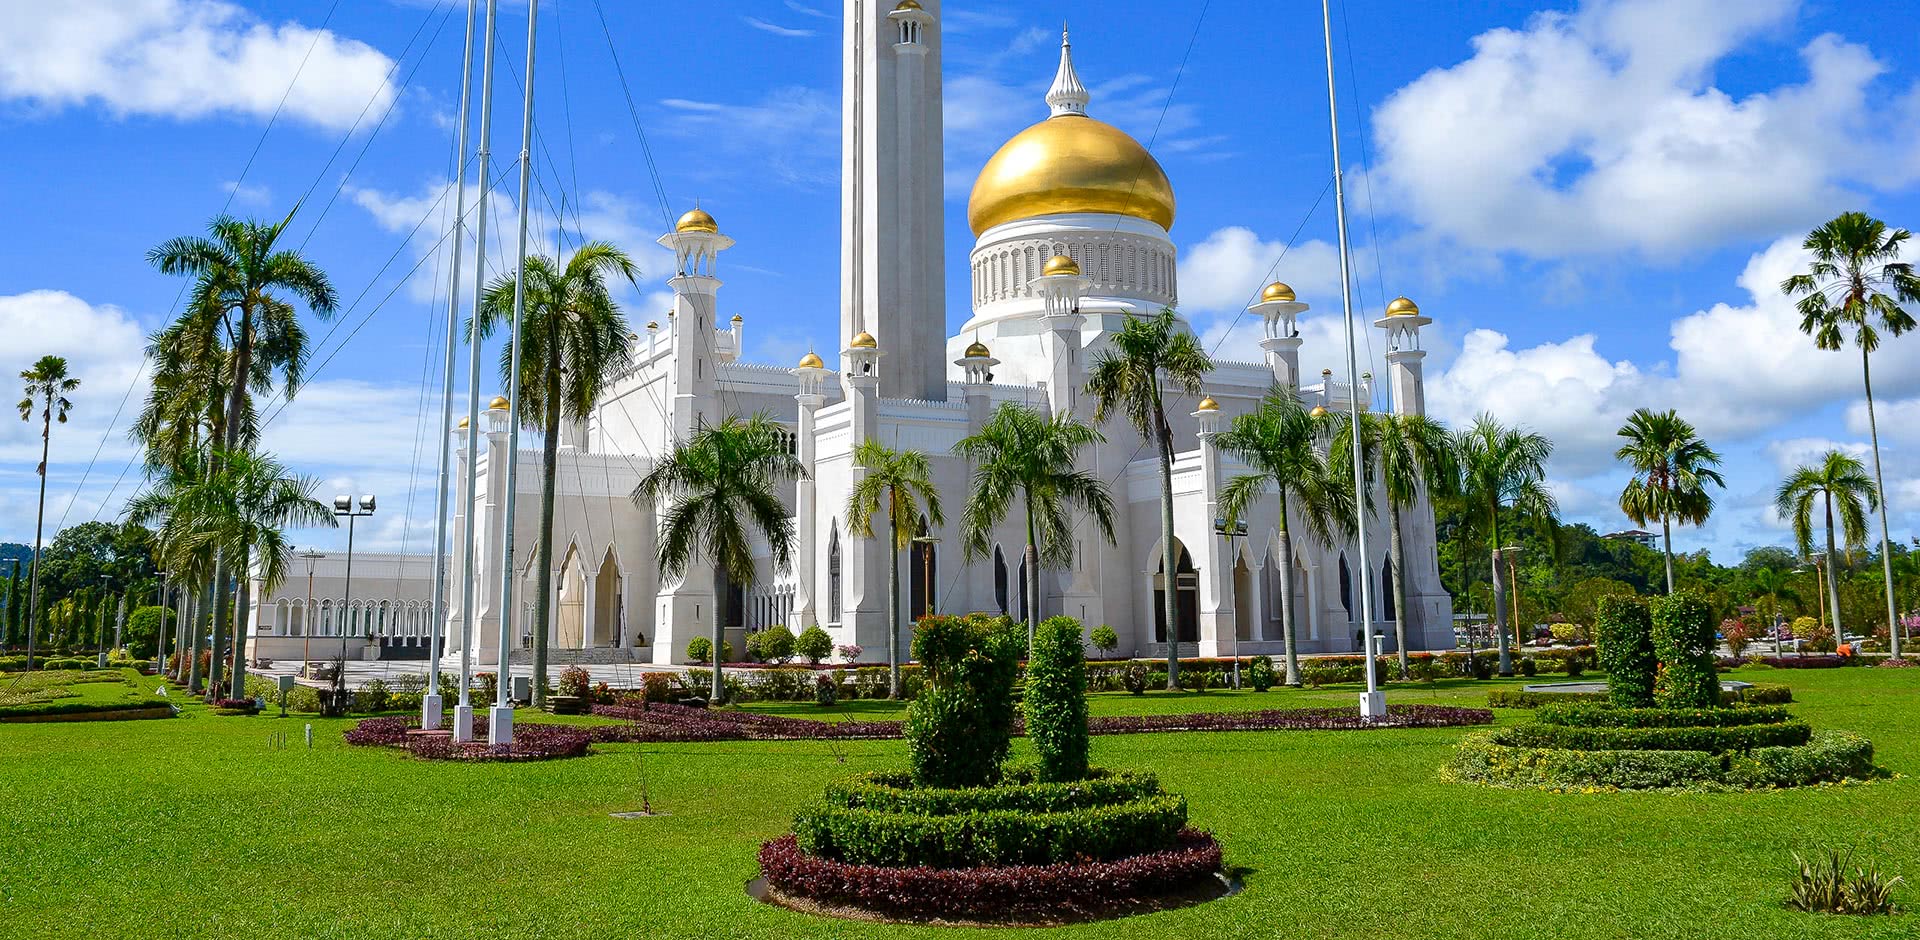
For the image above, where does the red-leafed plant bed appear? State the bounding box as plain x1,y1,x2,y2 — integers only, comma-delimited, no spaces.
344,716,591,762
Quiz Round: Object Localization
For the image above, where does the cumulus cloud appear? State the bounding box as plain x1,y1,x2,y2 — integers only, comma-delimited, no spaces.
1370,0,1919,257
0,0,396,131
743,17,816,39
660,87,838,188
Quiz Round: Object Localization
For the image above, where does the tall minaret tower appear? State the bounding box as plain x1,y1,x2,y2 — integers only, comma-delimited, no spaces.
842,0,946,401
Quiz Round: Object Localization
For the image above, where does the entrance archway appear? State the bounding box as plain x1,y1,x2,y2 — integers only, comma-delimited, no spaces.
556,545,586,649
1153,543,1198,644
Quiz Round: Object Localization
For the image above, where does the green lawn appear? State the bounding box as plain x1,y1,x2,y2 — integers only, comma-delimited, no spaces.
1,667,1916,939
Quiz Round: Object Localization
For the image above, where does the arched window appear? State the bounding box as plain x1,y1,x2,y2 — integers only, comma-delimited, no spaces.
1381,556,1397,623
909,516,936,619
993,547,1009,615
319,599,334,637
1016,556,1030,624
827,528,843,625
1153,544,1199,644
1338,554,1353,621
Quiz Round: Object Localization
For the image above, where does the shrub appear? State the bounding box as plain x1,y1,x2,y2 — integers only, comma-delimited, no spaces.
792,795,1188,868
1247,655,1275,692
556,666,592,699
687,636,712,664
1548,622,1589,645
286,685,322,714
834,643,864,663
905,615,1023,789
640,672,678,703
42,658,90,671
1519,657,1538,677
1089,625,1119,658
1499,720,1813,752
1727,683,1793,705
795,626,833,664
1487,689,1610,708
1787,847,1905,915
1025,616,1091,783
1534,704,1794,728
825,769,1162,815
1446,728,1874,791
1652,590,1719,709
353,679,391,714
745,626,797,664
1596,595,1655,707
1722,618,1756,658
814,673,837,706
1122,662,1147,696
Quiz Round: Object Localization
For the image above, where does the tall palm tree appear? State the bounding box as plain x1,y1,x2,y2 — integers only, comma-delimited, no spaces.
1216,392,1346,686
148,211,337,692
1086,307,1213,689
1614,408,1725,595
1332,409,1458,678
1749,567,1800,636
634,415,803,703
845,440,944,699
1774,450,1875,641
954,403,1117,649
18,355,80,671
477,243,636,705
1782,212,1918,658
1452,415,1557,676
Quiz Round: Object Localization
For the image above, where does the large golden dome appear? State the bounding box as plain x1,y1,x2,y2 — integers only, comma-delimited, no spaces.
968,115,1175,236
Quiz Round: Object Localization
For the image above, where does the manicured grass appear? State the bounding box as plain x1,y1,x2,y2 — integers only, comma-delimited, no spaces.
0,667,166,716
0,666,1915,938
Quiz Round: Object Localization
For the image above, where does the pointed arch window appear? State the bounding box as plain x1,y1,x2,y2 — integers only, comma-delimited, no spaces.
1153,544,1199,644
827,528,843,625
908,516,936,619
993,547,1009,615
1339,554,1353,621
1381,555,1397,623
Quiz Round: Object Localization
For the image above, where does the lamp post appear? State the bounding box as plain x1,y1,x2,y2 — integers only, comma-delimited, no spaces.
333,495,375,694
1214,517,1248,689
299,550,326,676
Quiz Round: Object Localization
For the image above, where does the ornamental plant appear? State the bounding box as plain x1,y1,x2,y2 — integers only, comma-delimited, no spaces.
796,625,833,664
1247,655,1276,692
1652,590,1718,709
1025,616,1091,782
1596,594,1656,707
557,666,592,699
1089,624,1119,659
755,626,797,663
905,614,1023,788
1722,618,1755,657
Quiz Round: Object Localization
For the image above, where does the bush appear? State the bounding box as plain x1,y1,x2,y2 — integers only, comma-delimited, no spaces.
687,636,712,663
1025,616,1091,783
1089,625,1119,658
285,685,322,714
42,658,90,671
1787,847,1905,915
825,769,1163,815
747,626,796,663
1652,590,1719,709
1487,689,1610,708
1499,720,1813,752
792,794,1188,868
905,614,1024,789
1446,728,1875,791
1534,704,1795,728
1519,657,1538,677
1247,655,1275,692
353,679,391,714
1122,662,1147,696
554,666,592,699
1596,595,1655,707
795,626,833,664
814,673,837,706
123,606,170,659
1726,683,1793,705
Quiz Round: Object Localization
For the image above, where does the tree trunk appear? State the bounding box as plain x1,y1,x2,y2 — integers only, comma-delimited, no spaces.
25,409,49,671
1860,347,1901,658
1023,493,1040,651
1275,489,1301,687
207,562,228,696
711,564,725,704
229,559,252,699
888,508,902,700
1490,502,1511,676
1388,501,1410,680
1661,515,1675,595
1823,494,1844,639
1154,407,1180,691
531,393,562,707
187,586,205,692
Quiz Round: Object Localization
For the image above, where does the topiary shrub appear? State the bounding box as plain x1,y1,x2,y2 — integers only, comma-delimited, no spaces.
1089,625,1119,659
1122,662,1147,696
687,635,713,663
905,614,1022,789
1596,594,1656,707
1652,590,1718,709
1025,615,1091,783
796,625,833,664
759,626,797,664
1247,655,1275,692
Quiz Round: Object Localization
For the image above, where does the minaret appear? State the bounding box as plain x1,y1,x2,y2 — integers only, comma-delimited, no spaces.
1375,296,1431,416
842,0,946,401
1031,254,1089,418
790,350,831,630
1250,281,1309,392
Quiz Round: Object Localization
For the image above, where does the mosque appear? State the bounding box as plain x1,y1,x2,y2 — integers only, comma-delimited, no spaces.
245,0,1452,669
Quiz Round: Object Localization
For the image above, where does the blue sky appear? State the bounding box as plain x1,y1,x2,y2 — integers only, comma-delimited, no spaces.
4,0,1918,564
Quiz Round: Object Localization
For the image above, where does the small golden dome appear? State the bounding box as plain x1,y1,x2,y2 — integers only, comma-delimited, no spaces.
1197,396,1219,412
627,332,639,341
1041,254,1081,277
894,0,923,9
964,340,992,358
968,116,1176,236
797,350,825,370
457,417,470,429
1310,405,1329,418
731,314,743,323
646,321,659,332
1322,368,1334,377
850,331,878,349
674,206,719,234
488,395,510,410
1386,296,1420,317
1261,281,1296,303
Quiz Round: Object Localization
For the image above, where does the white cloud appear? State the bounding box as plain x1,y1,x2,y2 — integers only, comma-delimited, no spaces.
743,17,816,39
1765,437,1872,476
660,87,838,188
221,180,271,206
0,0,396,132
783,2,832,20
1846,398,1920,448
1371,0,1919,257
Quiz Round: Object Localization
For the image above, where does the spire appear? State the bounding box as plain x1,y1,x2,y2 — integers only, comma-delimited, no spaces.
1046,26,1090,117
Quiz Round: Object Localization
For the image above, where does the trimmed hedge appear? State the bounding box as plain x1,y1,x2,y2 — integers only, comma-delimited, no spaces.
792,794,1188,868
1499,720,1813,752
825,769,1162,816
0,697,172,720
1534,704,1795,729
1652,590,1718,708
1487,689,1609,709
1025,616,1090,782
1445,729,1875,791
1728,683,1793,705
905,615,1023,789
758,829,1223,921
1596,595,1655,707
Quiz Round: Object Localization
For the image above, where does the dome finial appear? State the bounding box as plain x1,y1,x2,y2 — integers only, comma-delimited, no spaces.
1047,26,1090,118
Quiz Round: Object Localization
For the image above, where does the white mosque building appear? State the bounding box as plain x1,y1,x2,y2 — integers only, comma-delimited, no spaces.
248,1,1452,669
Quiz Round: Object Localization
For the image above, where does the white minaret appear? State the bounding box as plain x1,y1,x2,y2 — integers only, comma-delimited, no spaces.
842,0,946,401
1374,296,1432,416
1251,281,1310,392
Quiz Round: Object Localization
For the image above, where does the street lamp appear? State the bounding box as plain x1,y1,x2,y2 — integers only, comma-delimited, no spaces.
333,495,375,695
299,550,326,676
1214,517,1248,689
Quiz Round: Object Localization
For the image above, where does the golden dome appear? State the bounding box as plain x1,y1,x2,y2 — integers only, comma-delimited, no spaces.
964,340,992,358
1196,396,1220,412
488,395,510,410
730,314,743,323
797,350,825,370
1261,281,1296,303
1310,405,1329,418
674,206,719,234
967,115,1176,236
457,417,470,429
1041,254,1081,277
646,321,659,332
894,0,922,8
1386,296,1420,317
849,331,878,349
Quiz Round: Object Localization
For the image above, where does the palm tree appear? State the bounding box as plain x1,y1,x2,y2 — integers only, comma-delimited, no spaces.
1774,450,1876,640
1331,409,1458,678
1216,392,1346,686
148,212,337,691
1614,408,1725,595
1749,567,1800,637
1452,415,1557,676
476,244,636,705
1086,307,1213,689
634,415,803,703
128,448,335,698
18,355,80,671
953,403,1117,649
1783,212,1918,658
845,440,944,699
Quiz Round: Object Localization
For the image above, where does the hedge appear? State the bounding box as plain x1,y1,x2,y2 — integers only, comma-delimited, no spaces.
792,794,1188,868
759,829,1223,921
1725,684,1794,705
1651,590,1719,708
905,615,1022,789
1490,684,1793,710
1596,595,1655,706
825,769,1162,816
1445,729,1875,791
0,698,174,720
1025,616,1090,782
1498,720,1813,753
1534,704,1795,729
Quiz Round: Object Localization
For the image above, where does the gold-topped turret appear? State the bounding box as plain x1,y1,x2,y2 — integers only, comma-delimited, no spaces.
1262,281,1297,303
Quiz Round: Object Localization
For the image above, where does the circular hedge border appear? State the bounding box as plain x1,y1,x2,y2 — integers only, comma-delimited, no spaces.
1444,728,1876,791
822,769,1162,814
757,829,1227,924
1498,720,1813,752
794,793,1187,868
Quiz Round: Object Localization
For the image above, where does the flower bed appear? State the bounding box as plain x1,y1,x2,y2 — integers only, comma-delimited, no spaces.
209,698,260,716
343,716,592,762
758,829,1224,923
1444,728,1876,791
1757,656,1851,669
